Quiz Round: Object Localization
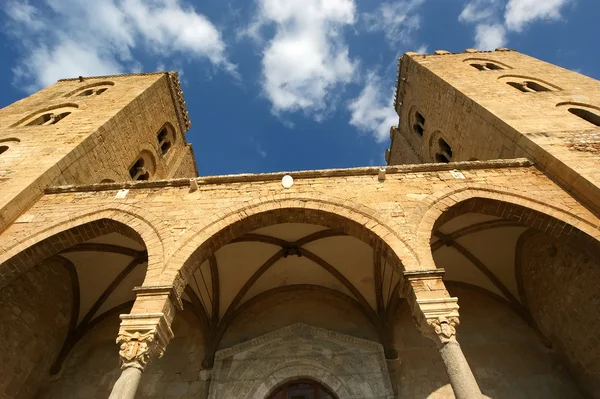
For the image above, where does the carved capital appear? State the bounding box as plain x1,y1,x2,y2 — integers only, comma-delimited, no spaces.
411,297,461,347
116,312,174,370
117,330,163,370
426,315,460,344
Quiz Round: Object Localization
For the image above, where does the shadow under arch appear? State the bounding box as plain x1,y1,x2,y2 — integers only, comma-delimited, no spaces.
414,186,600,270
0,207,167,288
164,195,419,288
266,378,338,399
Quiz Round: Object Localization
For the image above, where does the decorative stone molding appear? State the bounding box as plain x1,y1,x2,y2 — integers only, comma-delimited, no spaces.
166,72,192,133
414,298,461,346
427,315,460,344
116,313,174,370
208,323,394,399
117,331,162,370
403,270,461,346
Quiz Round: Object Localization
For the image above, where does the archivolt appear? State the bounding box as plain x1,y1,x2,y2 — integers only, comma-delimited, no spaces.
162,193,419,291
412,185,600,270
0,206,168,287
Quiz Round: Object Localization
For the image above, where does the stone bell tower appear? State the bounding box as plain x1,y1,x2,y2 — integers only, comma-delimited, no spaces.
0,72,198,231
387,48,600,214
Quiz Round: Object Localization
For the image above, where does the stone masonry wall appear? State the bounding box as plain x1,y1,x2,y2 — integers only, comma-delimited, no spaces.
519,231,600,397
170,144,199,178
2,161,599,291
220,288,380,349
0,258,72,399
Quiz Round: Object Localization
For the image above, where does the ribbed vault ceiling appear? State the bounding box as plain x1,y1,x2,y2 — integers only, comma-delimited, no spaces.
47,214,532,371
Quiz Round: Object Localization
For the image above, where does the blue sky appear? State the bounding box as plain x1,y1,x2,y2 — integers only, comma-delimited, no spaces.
0,0,597,176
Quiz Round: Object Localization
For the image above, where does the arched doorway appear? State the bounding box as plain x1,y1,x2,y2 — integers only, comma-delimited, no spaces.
267,379,337,399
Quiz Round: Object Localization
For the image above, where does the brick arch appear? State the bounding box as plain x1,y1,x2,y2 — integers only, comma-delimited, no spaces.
0,207,167,289
161,194,418,291
413,186,600,270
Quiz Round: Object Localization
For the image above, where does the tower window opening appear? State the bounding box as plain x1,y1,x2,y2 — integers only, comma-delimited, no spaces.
413,111,425,137
486,62,503,70
136,171,150,181
157,128,168,143
78,89,95,97
470,63,486,71
434,137,453,163
0,145,8,156
26,111,71,126
129,158,147,180
435,153,450,163
439,138,453,158
156,125,173,156
160,141,172,155
569,108,600,127
470,62,504,71
507,81,552,93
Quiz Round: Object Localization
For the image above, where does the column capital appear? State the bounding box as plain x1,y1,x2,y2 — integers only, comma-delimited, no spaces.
116,312,174,370
414,297,461,346
402,270,461,346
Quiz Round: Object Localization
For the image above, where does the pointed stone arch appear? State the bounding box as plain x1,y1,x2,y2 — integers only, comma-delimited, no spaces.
0,207,168,288
160,194,419,292
412,185,600,270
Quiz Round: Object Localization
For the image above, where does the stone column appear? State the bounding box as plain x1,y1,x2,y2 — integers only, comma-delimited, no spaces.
108,286,181,399
404,270,482,399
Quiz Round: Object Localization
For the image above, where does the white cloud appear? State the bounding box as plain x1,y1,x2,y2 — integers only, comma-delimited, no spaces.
459,0,570,49
459,0,502,23
244,0,358,116
363,0,425,46
505,0,569,32
348,72,397,142
474,23,506,50
2,0,236,90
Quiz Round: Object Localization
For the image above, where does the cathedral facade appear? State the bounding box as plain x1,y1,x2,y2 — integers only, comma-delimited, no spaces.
0,49,599,398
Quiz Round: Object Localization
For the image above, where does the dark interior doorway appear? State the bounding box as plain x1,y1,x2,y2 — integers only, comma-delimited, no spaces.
267,379,337,399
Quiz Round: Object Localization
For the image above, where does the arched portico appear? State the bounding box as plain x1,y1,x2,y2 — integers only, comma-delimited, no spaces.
0,207,167,289
420,188,600,397
109,196,476,399
0,213,160,398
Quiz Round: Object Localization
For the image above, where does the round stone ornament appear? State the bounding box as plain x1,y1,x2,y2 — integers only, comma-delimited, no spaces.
282,175,294,188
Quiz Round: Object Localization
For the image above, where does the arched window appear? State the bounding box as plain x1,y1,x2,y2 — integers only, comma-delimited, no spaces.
470,62,505,71
16,105,78,127
412,110,425,137
128,151,156,181
485,62,504,70
129,158,149,181
569,108,600,127
267,379,337,399
65,81,114,97
0,138,20,156
435,138,453,163
156,123,175,156
506,81,552,93
465,58,511,71
26,111,72,126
